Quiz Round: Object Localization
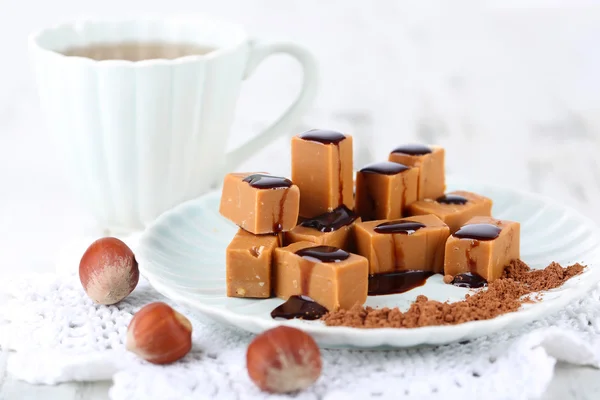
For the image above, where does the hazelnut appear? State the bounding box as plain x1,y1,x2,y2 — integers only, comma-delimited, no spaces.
126,302,192,364
79,237,139,305
246,326,322,393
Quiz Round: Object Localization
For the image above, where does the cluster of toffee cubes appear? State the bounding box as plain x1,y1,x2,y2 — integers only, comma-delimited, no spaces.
219,129,520,312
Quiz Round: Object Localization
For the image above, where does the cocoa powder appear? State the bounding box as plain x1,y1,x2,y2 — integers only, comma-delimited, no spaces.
322,260,585,328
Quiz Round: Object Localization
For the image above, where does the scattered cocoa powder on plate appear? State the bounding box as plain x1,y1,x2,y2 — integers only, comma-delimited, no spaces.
322,260,585,329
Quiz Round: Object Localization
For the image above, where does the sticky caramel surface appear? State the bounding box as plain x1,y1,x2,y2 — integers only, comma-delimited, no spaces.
355,214,450,274
219,173,300,234
444,216,520,282
389,145,445,200
226,228,280,298
291,133,354,217
273,241,368,310
408,190,492,233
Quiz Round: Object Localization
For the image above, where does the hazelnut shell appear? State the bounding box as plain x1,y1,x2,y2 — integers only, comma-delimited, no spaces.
126,302,192,365
79,237,139,305
246,326,322,393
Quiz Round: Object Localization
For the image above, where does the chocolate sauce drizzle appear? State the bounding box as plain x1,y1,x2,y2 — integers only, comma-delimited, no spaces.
450,272,488,288
374,220,426,235
300,205,358,232
273,189,289,233
368,270,434,295
299,262,314,294
295,245,350,295
360,161,409,175
401,174,408,211
392,242,405,270
454,223,501,274
242,173,292,189
338,152,343,206
437,194,469,205
391,144,432,156
299,129,346,144
270,295,328,320
296,246,350,263
242,174,292,233
373,221,427,269
454,223,502,241
298,129,346,207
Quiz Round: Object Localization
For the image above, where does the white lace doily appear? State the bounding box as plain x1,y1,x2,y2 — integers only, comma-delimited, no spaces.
1,271,599,400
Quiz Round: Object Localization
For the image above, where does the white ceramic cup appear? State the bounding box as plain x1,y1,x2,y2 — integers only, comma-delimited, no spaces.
28,17,318,232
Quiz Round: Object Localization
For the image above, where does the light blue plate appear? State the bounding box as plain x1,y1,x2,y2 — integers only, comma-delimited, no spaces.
136,179,600,348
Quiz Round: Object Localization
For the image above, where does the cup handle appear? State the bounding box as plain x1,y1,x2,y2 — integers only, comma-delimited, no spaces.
222,40,319,172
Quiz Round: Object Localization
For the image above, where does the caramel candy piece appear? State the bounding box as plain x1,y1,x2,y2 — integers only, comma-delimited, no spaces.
219,173,300,234
284,205,360,251
444,216,520,282
355,161,419,221
291,130,354,217
274,242,368,311
354,214,450,274
389,144,445,200
226,229,280,298
407,190,492,233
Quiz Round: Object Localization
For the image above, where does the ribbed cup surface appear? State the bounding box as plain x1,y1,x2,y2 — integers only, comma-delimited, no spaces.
30,19,249,230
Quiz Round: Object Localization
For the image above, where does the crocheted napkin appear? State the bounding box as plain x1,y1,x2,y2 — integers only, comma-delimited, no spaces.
1,237,600,400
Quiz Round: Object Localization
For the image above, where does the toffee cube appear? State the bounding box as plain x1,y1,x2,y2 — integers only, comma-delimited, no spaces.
273,242,368,311
284,205,360,251
291,130,354,217
354,214,450,274
444,216,520,282
219,173,300,234
407,190,492,233
388,144,445,200
355,161,418,221
226,228,280,298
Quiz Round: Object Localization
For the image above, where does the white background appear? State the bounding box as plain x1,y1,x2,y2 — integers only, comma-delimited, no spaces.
1,0,600,398
3,0,600,270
